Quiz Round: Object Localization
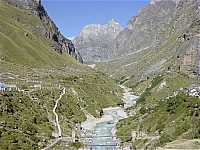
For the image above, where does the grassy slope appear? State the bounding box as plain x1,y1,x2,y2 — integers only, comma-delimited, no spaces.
116,73,199,149
116,93,200,149
0,2,123,149
0,91,55,150
94,1,199,148
95,0,199,87
0,2,82,69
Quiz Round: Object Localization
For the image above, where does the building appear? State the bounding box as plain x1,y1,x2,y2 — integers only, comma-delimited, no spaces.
34,84,42,90
0,83,6,91
6,84,18,91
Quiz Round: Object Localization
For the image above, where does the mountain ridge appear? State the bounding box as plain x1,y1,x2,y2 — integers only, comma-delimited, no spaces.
0,0,199,149
73,19,123,62
95,0,199,82
5,0,83,63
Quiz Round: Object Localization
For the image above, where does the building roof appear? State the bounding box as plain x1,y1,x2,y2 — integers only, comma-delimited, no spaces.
0,83,6,88
6,84,17,88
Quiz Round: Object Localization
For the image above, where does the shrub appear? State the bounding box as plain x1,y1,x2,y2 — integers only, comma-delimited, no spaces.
137,75,163,104
69,142,82,149
139,107,148,114
159,134,175,146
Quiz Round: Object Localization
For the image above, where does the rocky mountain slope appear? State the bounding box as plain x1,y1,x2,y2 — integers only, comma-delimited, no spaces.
73,19,123,62
5,0,83,63
79,0,199,149
95,0,199,84
0,1,123,149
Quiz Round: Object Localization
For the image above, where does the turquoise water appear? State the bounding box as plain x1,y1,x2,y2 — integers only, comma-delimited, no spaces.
90,109,124,150
87,86,136,150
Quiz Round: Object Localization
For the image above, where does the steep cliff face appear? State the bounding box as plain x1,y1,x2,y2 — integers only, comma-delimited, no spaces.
96,0,199,82
6,0,83,63
73,19,123,62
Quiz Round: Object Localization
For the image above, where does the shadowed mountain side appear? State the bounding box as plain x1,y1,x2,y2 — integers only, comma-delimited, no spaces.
5,0,83,63
0,1,124,149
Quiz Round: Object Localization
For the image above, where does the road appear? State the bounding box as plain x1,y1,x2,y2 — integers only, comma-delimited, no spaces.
41,138,62,150
53,87,66,137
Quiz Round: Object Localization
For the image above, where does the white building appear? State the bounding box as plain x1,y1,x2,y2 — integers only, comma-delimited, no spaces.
6,84,18,91
0,83,6,91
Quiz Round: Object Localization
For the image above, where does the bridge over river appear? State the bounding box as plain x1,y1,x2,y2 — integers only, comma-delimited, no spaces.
42,86,139,150
42,134,134,150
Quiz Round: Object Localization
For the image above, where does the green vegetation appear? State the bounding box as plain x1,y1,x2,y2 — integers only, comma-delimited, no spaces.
116,92,200,149
114,76,129,85
136,75,163,104
0,2,82,69
0,1,123,149
107,56,200,150
117,114,142,143
0,65,123,149
0,91,54,149
53,141,83,149
117,72,199,149
1,1,199,150
68,142,82,149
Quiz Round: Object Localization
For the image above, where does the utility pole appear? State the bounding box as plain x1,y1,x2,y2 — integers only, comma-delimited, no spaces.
72,130,75,142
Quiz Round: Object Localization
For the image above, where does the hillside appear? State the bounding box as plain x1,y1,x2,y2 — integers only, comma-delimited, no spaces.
0,1,123,149
0,0,199,149
5,0,83,63
0,2,77,68
95,0,199,84
73,0,200,149
117,92,200,149
112,0,200,149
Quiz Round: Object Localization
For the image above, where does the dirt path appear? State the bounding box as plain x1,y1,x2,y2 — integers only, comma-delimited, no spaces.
53,87,66,137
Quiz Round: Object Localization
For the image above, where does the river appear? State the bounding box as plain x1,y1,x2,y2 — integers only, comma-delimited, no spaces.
81,85,138,150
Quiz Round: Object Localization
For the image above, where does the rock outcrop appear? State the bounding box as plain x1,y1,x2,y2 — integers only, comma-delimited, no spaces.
150,0,182,5
6,0,83,63
73,19,123,62
97,0,199,80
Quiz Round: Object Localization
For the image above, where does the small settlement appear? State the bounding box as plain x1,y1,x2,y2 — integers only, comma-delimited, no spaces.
0,83,18,91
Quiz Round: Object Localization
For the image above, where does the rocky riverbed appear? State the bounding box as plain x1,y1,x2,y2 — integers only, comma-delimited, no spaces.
80,86,138,150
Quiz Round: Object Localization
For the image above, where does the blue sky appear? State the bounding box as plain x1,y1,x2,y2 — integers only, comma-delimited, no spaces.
41,0,150,38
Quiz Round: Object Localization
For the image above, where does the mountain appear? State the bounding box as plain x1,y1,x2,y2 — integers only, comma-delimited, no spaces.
81,0,199,149
73,19,123,62
150,0,182,4
1,0,199,149
0,1,123,149
96,0,199,82
6,0,83,63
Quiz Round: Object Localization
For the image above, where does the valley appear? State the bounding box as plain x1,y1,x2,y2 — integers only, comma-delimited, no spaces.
0,60,123,149
0,0,200,149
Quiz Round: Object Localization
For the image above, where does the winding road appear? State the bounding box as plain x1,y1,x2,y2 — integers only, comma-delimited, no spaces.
53,87,66,137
